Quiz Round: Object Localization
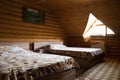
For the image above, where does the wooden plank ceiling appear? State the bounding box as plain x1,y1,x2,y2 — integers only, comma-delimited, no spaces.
17,0,120,37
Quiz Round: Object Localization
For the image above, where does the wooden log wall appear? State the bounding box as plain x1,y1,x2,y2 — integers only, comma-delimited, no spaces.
67,36,90,47
90,37,120,56
68,36,120,56
0,0,66,42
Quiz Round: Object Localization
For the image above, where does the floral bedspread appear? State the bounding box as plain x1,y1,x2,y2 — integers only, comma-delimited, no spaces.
0,46,75,80
45,45,103,61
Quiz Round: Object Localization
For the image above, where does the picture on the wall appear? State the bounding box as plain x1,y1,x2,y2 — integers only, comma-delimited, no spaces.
23,7,45,24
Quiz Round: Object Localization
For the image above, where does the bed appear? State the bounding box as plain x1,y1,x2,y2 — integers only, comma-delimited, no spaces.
34,42,104,69
0,42,76,80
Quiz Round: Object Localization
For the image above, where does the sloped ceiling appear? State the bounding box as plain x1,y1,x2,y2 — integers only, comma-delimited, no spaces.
24,0,120,37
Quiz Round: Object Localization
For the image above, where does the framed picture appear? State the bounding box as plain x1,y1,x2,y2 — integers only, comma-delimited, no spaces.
23,7,45,24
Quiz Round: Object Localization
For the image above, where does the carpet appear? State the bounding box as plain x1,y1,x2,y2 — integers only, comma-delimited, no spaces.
75,56,120,80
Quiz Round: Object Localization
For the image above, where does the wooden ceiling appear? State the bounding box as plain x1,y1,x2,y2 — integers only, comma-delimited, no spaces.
22,0,120,36
23,0,95,10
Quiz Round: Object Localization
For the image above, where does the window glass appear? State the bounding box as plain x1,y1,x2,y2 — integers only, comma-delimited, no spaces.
83,13,115,40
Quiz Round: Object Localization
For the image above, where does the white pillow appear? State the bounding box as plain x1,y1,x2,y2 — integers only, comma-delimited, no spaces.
0,45,26,53
49,44,67,49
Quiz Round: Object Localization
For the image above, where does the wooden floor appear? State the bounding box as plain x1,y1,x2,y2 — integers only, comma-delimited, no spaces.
75,56,120,80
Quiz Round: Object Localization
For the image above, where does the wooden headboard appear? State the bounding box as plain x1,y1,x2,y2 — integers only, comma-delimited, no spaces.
0,42,29,50
34,41,63,50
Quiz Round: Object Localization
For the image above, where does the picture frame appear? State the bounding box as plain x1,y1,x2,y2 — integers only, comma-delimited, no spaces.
23,7,45,24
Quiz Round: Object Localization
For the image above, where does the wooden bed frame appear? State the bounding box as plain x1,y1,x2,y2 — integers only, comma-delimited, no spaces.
0,42,76,80
34,41,104,70
34,41,63,51
39,69,76,80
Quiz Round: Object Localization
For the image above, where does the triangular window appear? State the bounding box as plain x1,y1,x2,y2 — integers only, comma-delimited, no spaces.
83,13,115,40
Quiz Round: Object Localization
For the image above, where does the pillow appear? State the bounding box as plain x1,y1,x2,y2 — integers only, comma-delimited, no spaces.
0,45,26,53
49,44,67,49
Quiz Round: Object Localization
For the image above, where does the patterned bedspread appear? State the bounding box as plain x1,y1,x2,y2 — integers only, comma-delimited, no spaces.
45,44,103,61
0,46,75,80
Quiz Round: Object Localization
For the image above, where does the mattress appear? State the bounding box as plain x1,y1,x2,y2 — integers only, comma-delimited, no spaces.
0,46,75,80
45,44,103,61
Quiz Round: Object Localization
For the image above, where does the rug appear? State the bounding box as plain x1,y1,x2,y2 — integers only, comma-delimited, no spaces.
75,56,120,80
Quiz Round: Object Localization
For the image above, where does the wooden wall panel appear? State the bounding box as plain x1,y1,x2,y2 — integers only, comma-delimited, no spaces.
68,36,120,56
90,37,120,56
0,0,66,42
67,36,90,47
